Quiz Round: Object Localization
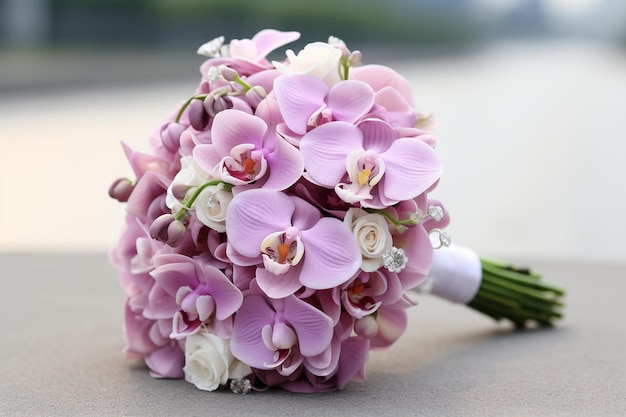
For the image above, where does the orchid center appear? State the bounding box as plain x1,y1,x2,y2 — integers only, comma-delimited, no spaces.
261,228,305,275
348,150,384,189
222,143,267,184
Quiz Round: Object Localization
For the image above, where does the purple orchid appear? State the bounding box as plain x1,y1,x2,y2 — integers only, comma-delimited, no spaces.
225,188,361,291
351,64,418,128
230,288,333,374
300,118,443,208
192,104,304,191
148,254,243,339
263,336,370,393
273,74,375,141
341,269,404,320
199,29,300,77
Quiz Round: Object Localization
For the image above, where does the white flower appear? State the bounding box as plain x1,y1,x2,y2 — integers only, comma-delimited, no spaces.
275,42,342,85
344,208,393,272
183,329,251,392
166,156,213,212
194,183,232,233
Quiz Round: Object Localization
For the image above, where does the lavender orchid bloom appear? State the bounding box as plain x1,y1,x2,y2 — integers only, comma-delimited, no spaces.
300,118,443,209
193,105,304,191
230,289,333,374
199,29,300,77
273,74,375,142
148,254,243,340
225,188,361,292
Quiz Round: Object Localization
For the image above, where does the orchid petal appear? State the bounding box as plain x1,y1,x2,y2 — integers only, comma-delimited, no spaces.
145,343,184,379
226,189,295,258
211,109,267,156
251,29,300,60
358,119,397,153
351,64,414,106
274,74,328,135
327,80,374,123
255,266,303,299
231,294,277,369
263,135,304,190
283,296,333,357
299,217,361,289
150,261,197,298
195,295,216,322
381,138,442,201
370,307,407,349
335,337,370,388
192,144,222,175
300,121,363,187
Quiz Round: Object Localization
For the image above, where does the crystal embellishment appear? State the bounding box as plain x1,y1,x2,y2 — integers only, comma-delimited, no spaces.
427,205,444,222
382,247,408,273
230,378,252,394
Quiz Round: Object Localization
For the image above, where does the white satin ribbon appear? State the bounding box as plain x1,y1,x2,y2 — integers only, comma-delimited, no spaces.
419,244,482,304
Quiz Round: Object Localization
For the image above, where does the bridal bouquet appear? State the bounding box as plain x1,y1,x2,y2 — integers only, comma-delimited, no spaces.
109,29,564,393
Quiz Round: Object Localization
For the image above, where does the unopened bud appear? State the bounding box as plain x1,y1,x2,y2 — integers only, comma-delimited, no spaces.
348,50,362,67
188,99,209,131
160,122,186,153
218,65,239,82
354,315,379,339
245,86,267,109
108,177,134,202
149,213,186,247
171,183,189,201
204,94,232,118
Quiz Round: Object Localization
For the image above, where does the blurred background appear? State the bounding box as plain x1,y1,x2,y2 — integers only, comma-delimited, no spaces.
1,0,625,263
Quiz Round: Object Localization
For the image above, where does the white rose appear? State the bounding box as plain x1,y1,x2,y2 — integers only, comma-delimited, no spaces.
276,42,342,85
194,183,232,233
344,208,393,272
166,156,213,212
183,329,251,392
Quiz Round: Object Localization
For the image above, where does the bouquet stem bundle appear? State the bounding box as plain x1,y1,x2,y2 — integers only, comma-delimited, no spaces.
468,258,565,328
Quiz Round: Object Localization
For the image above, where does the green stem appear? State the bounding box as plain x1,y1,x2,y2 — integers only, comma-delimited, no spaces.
467,258,565,328
233,74,252,91
364,208,418,231
175,94,209,123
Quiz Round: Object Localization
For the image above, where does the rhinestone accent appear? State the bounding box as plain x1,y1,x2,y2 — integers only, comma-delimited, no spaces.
439,232,452,247
382,247,408,273
429,229,452,249
230,378,252,394
197,36,225,57
427,205,444,222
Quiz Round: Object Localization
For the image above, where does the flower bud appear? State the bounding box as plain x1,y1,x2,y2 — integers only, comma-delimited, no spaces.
160,122,186,153
150,213,186,247
218,65,239,82
108,177,134,202
348,50,362,67
171,183,189,201
188,99,210,131
204,94,232,118
354,315,379,339
245,86,267,109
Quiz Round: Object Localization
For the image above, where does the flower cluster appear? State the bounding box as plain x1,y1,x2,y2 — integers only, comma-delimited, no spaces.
109,29,451,393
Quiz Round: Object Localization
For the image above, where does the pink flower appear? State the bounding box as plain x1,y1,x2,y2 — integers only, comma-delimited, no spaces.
193,104,304,190
225,188,361,291
351,64,418,128
230,289,333,375
274,74,375,140
148,254,243,339
300,118,443,208
199,29,300,76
